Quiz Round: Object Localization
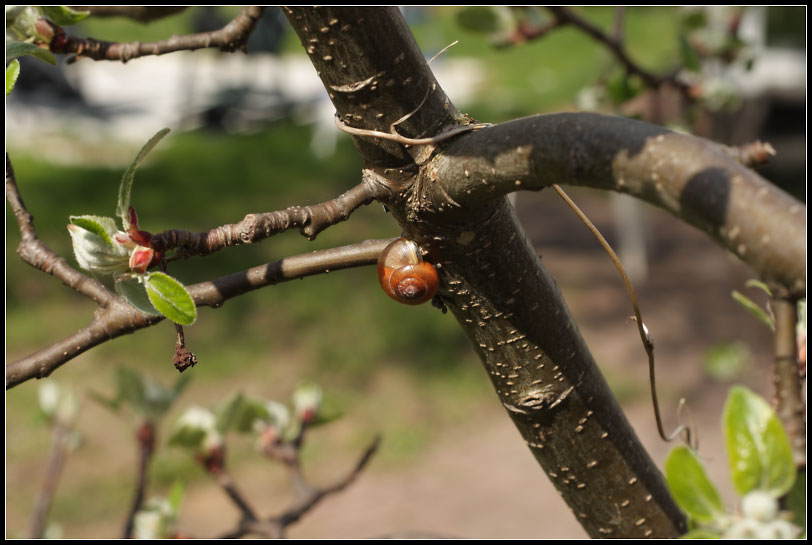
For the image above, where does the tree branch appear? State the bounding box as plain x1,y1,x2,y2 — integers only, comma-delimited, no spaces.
428,113,805,297
220,436,380,538
152,181,380,258
546,7,692,97
772,298,806,468
28,420,70,539
123,421,156,538
49,7,265,63
6,154,116,307
6,239,394,389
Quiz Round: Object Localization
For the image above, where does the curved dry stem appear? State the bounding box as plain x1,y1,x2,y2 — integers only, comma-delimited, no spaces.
552,184,695,448
6,239,395,389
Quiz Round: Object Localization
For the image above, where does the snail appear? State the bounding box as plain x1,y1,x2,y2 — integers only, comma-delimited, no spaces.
377,238,439,305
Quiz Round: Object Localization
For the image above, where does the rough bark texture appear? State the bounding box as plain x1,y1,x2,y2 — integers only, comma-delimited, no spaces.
286,6,690,538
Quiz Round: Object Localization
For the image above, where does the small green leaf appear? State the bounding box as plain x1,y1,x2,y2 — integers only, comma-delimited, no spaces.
703,342,749,382
744,279,772,296
665,446,725,523
69,215,118,246
215,392,245,434
456,6,502,33
723,386,796,496
6,59,21,95
5,41,57,65
144,272,196,325
169,406,216,449
731,290,775,331
116,128,170,228
116,275,161,316
168,424,207,449
167,480,186,515
115,367,147,413
41,6,89,26
68,222,130,274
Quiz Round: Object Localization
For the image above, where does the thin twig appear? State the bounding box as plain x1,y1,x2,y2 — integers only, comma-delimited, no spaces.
153,180,380,258
220,436,381,538
552,184,694,447
49,7,265,63
546,7,693,99
6,239,395,389
28,421,70,539
772,298,806,467
6,154,115,306
123,421,156,539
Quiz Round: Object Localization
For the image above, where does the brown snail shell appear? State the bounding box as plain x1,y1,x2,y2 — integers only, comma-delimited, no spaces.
377,238,439,305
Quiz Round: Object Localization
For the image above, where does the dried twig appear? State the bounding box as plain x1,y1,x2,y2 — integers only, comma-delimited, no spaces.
335,115,490,147
552,184,695,448
48,7,265,63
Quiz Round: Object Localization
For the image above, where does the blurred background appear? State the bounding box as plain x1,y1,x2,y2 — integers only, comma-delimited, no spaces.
6,6,805,538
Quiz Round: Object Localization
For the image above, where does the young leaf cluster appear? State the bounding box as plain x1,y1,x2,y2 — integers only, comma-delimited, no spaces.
65,128,197,325
665,386,803,538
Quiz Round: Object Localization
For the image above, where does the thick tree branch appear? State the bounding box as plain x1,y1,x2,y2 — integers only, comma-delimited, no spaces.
48,7,264,63
6,239,394,389
428,113,805,297
6,154,116,307
152,181,380,258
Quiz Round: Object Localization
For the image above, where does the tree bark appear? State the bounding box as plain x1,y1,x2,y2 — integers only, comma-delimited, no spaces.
285,6,694,537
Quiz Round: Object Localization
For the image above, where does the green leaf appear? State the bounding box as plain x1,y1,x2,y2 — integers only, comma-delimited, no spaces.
69,215,119,246
116,128,171,228
115,367,147,413
144,272,196,325
456,6,501,33
167,480,186,515
116,275,161,316
785,469,805,533
703,342,749,382
87,389,120,413
723,386,796,496
665,446,725,523
679,34,701,72
5,41,58,65
41,6,89,26
744,279,772,296
168,423,207,449
6,59,20,95
215,392,245,434
731,290,775,331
